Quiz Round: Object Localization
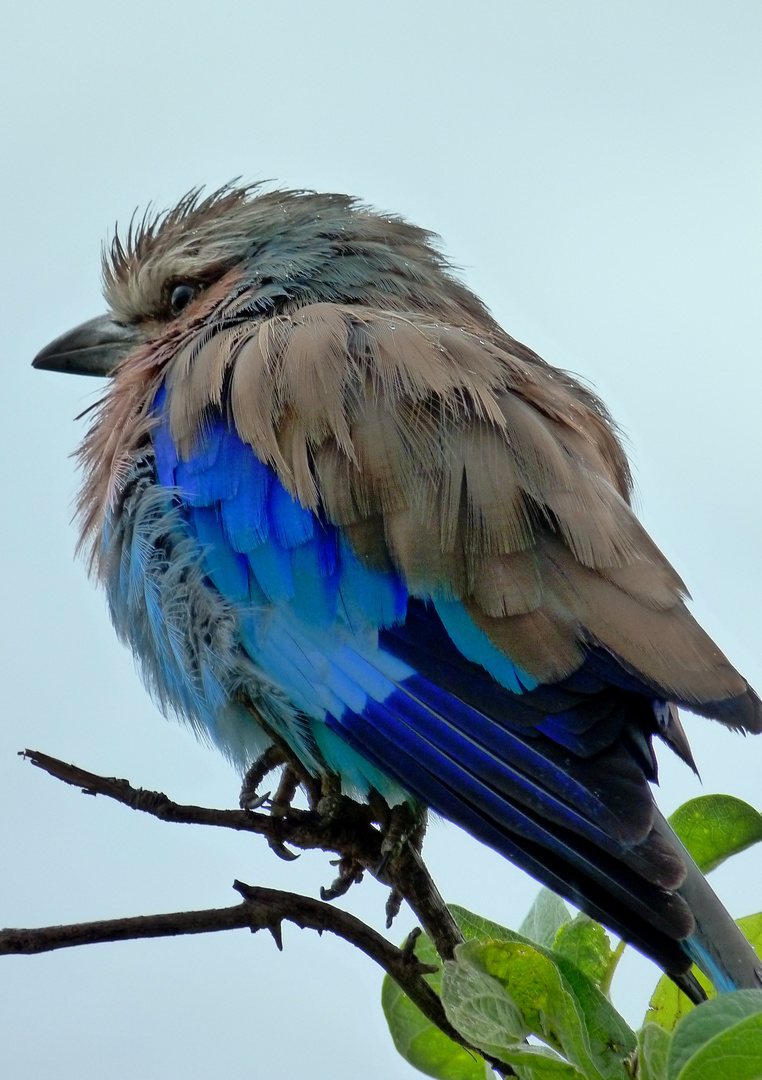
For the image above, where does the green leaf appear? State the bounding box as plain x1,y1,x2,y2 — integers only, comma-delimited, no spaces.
382,903,636,1079
644,969,713,1032
381,906,525,1078
453,904,538,945
551,960,635,1078
443,937,637,1079
553,915,613,987
438,942,528,1061
674,1011,762,1080
447,905,636,1076
490,1044,585,1079
382,976,486,1079
738,913,762,956
668,795,762,873
637,1023,671,1080
520,888,573,948
666,990,762,1080
381,927,486,1080
487,1045,582,1080
445,939,593,1077
460,940,580,1056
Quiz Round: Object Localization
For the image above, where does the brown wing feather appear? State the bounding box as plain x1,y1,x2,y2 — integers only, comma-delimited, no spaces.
162,301,760,728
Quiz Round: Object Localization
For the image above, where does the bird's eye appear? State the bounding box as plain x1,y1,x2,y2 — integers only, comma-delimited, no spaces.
169,283,197,316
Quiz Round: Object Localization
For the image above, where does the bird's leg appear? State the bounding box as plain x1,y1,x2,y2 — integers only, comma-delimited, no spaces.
382,802,428,927
315,773,369,900
236,698,322,810
315,771,343,818
366,791,428,927
266,765,303,861
239,743,314,861
378,799,428,875
239,745,286,809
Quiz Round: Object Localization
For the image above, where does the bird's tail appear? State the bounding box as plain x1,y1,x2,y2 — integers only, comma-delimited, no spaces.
653,809,762,995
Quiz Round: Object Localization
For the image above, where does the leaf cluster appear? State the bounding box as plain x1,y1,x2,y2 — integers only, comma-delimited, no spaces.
383,795,762,1079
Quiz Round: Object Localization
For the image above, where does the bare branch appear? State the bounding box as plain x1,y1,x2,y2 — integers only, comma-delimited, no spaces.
0,878,512,1076
21,748,464,959
17,749,512,1074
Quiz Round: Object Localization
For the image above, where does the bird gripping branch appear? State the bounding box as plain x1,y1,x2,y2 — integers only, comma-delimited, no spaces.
34,183,762,1000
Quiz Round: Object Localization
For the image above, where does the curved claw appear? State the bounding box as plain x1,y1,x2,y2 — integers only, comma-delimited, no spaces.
375,851,392,878
320,877,353,901
385,886,404,928
241,790,271,811
268,839,300,862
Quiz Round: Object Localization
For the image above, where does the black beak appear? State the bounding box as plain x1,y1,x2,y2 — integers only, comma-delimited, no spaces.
33,315,141,377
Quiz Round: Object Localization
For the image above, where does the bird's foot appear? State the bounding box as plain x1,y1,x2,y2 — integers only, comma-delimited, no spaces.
239,747,305,860
385,886,404,928
320,855,365,901
366,794,427,927
314,774,367,897
239,745,287,809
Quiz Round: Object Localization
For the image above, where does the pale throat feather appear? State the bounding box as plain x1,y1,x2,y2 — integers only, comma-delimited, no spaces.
76,273,244,572
77,351,165,574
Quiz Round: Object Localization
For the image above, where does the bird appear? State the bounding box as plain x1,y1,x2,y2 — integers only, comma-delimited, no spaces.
33,183,762,1002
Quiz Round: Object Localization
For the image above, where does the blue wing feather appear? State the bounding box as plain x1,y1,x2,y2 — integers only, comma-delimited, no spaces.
433,599,537,693
290,540,339,626
246,538,295,603
336,536,407,631
220,454,271,550
190,505,251,602
268,480,315,548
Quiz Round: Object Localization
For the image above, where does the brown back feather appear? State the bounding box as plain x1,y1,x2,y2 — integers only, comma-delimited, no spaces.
134,300,758,726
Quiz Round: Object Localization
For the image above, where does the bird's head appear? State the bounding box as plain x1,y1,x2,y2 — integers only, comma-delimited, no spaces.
32,183,510,552
33,183,493,379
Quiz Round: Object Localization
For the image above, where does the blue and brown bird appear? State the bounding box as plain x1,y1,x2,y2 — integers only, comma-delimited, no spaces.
34,184,762,1000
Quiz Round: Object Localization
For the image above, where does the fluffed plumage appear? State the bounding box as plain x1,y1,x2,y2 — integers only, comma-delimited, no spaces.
34,183,762,998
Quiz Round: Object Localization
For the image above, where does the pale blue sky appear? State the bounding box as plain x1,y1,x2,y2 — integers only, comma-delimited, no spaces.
2,3,761,1078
